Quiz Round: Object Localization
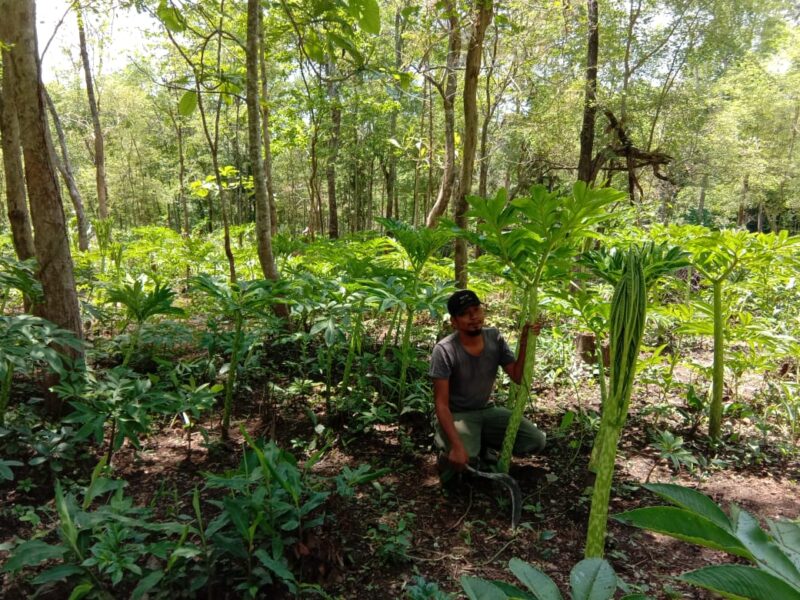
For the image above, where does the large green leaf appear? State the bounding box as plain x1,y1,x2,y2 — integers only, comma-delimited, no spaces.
680,565,800,600
32,565,85,585
508,557,563,600
613,507,751,558
131,570,165,600
732,507,800,589
156,0,186,32
178,91,198,117
769,519,800,572
570,558,617,600
461,576,510,600
643,483,732,531
2,539,67,572
349,0,381,34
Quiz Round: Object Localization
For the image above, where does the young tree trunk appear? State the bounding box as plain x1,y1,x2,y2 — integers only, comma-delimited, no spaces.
2,0,83,342
246,0,282,284
698,173,707,219
325,61,341,239
577,0,599,183
0,51,35,261
425,0,460,228
258,16,278,236
386,8,403,221
44,89,90,251
77,4,109,220
454,0,493,287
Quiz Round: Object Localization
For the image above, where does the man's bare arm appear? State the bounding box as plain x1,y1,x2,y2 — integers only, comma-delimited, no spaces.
503,321,542,384
433,378,468,470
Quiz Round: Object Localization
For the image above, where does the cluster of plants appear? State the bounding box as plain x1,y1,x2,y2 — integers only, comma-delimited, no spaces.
2,181,799,597
1,436,385,598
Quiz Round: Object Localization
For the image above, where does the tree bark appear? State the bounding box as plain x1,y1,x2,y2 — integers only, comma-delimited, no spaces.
0,50,35,261
258,15,278,236
246,0,279,281
77,4,109,220
454,0,493,287
325,61,341,239
2,0,83,344
577,0,599,183
44,89,89,251
425,0,461,228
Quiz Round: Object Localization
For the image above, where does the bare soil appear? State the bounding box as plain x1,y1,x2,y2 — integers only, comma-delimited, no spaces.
1,364,798,599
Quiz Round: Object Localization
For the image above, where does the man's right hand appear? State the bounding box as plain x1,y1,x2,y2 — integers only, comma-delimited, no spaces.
448,445,469,471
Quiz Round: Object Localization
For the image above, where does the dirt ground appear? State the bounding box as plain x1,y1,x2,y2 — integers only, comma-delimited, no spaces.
1,366,798,599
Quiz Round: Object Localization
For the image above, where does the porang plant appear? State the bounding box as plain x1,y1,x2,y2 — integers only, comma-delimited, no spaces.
191,275,287,439
105,276,185,367
679,228,800,442
460,182,624,472
583,243,688,558
378,218,452,408
615,483,800,599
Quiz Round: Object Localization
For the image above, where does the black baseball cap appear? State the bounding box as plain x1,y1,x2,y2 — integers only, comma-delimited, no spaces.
447,290,482,316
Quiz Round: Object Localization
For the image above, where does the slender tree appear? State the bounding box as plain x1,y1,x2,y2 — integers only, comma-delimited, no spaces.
453,0,493,286
1,0,83,343
424,0,461,228
44,89,90,251
246,0,281,284
0,50,35,261
577,0,598,183
76,3,109,220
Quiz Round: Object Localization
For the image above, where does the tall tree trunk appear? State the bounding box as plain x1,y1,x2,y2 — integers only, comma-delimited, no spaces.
454,0,493,287
381,157,394,220
44,89,89,251
425,0,461,228
2,0,83,343
698,173,707,220
738,175,749,227
246,0,278,281
258,15,278,236
577,0,599,183
77,5,109,220
386,8,403,221
325,61,340,239
0,51,35,261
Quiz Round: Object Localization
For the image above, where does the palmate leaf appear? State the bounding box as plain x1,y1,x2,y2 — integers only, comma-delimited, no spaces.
378,218,452,274
614,507,752,558
466,189,517,232
679,565,800,600
106,278,184,324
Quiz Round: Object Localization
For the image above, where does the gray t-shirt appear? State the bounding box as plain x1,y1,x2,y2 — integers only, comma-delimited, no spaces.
429,328,515,411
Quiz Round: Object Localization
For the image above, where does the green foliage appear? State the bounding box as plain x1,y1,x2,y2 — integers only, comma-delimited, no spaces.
0,255,42,310
58,366,171,464
0,315,83,426
105,276,185,366
191,275,285,436
460,556,646,600
615,484,800,599
585,248,647,558
463,183,624,472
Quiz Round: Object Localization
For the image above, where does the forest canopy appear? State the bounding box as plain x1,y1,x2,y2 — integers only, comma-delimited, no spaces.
3,0,797,237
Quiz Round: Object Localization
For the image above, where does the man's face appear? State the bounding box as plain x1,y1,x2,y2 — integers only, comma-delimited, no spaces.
451,304,484,337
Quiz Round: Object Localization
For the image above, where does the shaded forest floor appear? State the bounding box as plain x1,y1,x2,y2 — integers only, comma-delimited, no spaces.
1,354,798,599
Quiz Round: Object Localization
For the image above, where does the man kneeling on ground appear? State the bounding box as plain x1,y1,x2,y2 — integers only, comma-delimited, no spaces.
430,290,546,479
